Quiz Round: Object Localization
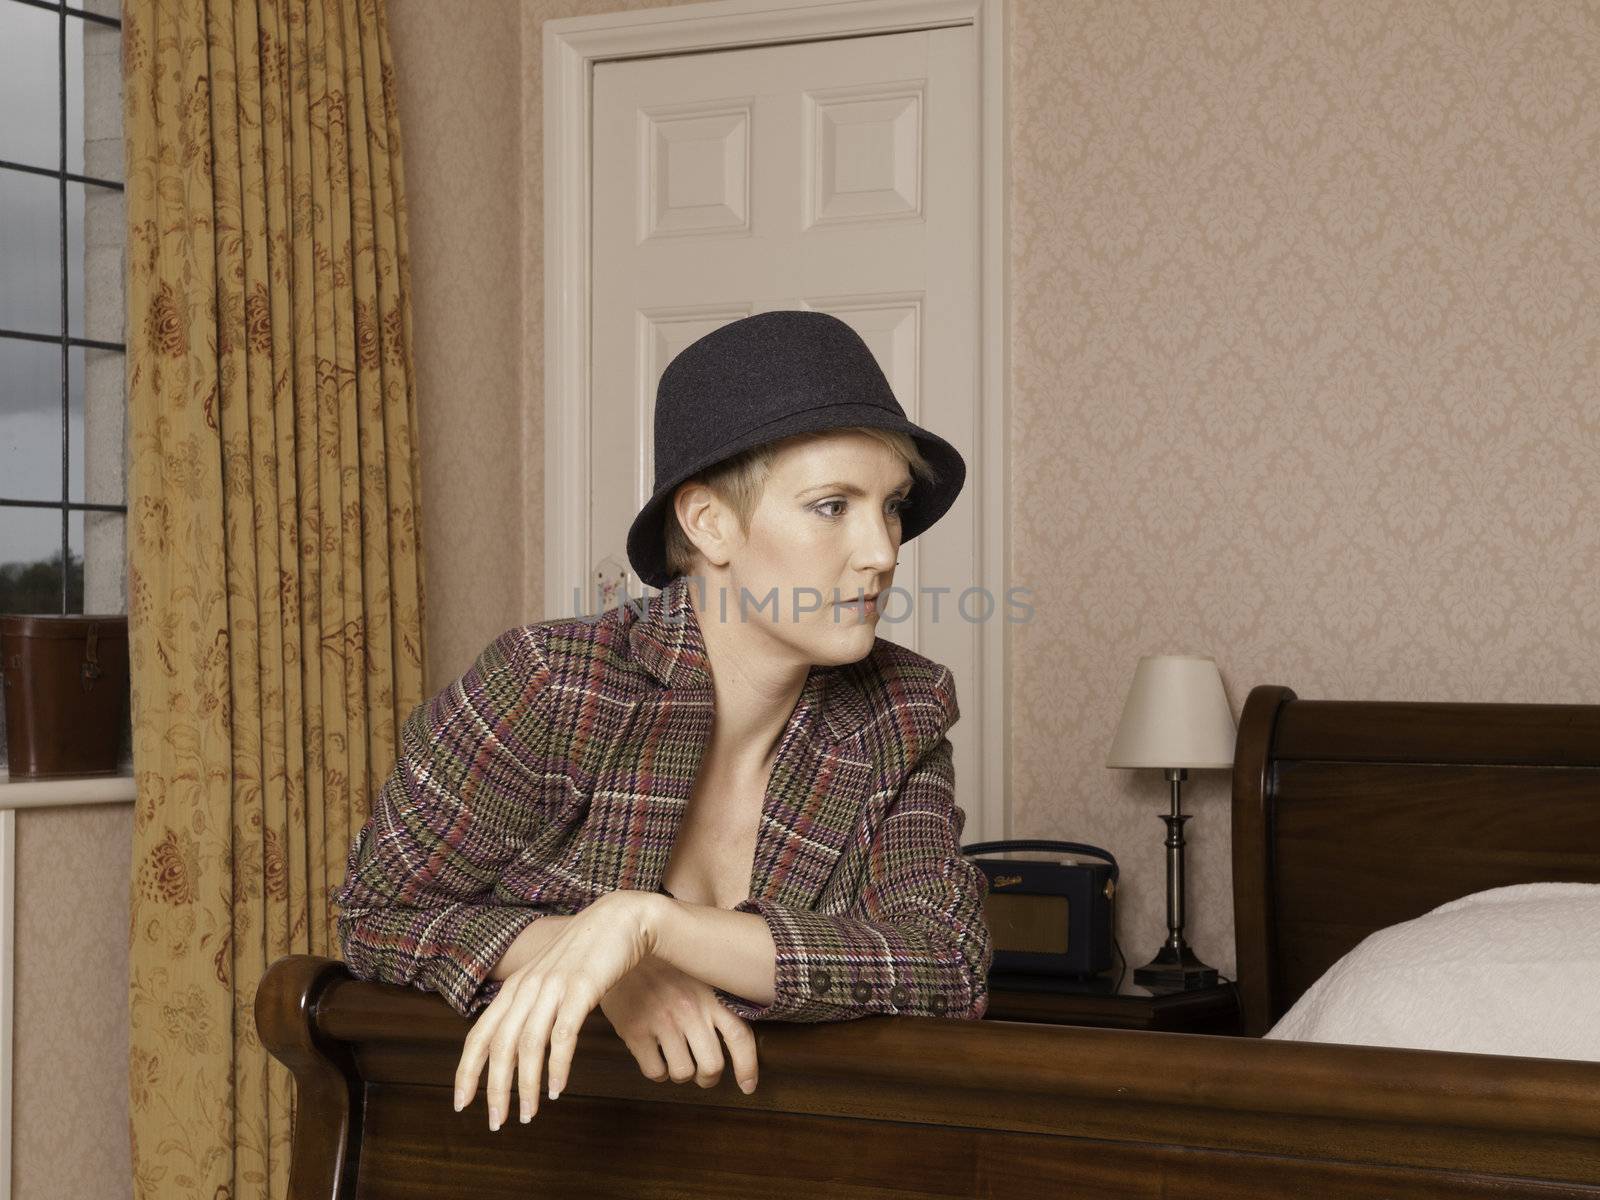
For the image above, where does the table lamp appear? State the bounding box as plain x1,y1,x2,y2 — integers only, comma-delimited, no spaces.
1105,654,1236,990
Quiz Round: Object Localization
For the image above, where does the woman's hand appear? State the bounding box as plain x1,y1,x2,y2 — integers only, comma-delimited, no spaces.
599,956,760,1095
453,890,651,1129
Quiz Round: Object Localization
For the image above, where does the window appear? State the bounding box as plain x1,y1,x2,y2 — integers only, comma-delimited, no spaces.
0,0,126,615
0,0,127,769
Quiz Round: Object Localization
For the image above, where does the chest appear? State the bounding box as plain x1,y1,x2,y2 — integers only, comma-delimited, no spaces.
659,754,772,911
558,688,880,913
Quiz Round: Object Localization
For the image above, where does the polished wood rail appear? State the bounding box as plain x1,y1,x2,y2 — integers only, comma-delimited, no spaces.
258,953,1600,1198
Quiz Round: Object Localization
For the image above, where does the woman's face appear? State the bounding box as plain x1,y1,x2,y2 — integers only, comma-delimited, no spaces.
719,431,911,666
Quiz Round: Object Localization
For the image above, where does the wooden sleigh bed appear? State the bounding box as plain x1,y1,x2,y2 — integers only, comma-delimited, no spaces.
258,684,1600,1198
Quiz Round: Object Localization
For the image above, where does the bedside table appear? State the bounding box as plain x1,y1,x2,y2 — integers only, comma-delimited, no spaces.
981,971,1241,1034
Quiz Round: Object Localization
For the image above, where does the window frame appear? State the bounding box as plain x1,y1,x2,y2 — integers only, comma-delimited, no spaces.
0,0,125,616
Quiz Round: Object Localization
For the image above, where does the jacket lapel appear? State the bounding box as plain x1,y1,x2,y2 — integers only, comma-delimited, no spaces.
752,705,874,907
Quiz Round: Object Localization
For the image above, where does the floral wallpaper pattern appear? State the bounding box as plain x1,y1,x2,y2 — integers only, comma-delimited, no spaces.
1008,0,1600,977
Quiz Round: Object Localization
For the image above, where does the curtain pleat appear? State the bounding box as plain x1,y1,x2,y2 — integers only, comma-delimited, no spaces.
123,0,426,1194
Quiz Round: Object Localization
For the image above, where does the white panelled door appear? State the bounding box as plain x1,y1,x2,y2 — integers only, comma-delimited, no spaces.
589,25,985,815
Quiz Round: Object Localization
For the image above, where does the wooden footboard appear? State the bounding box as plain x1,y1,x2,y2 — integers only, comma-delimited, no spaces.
258,954,1600,1199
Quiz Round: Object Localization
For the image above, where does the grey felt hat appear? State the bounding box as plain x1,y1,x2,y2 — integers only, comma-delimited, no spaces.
625,310,966,588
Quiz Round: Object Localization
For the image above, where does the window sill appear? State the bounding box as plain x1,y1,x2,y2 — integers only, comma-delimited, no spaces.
0,770,136,811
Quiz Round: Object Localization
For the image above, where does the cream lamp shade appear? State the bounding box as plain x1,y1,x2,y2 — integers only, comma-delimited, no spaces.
1105,654,1237,770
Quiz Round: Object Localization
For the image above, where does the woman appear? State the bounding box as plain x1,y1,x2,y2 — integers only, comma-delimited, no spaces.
331,310,994,1133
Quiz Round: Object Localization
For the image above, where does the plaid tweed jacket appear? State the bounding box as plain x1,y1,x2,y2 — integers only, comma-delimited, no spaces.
332,574,993,1024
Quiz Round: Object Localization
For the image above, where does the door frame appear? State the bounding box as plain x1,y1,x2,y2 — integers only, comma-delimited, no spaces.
542,0,1011,840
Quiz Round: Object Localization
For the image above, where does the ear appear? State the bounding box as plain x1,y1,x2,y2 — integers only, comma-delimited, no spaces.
672,481,734,572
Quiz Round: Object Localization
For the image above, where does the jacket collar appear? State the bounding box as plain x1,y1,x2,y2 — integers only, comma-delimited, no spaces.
627,574,716,691
627,574,872,748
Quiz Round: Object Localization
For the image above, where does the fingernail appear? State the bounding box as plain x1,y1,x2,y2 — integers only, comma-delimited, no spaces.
549,1084,560,1100
739,1078,755,1094
520,1106,531,1124
453,1090,464,1112
490,1106,501,1131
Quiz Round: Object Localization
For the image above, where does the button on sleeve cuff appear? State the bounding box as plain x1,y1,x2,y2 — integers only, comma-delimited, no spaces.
708,895,988,1023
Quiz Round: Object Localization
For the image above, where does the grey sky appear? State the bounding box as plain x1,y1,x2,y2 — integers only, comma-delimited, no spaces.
1,2,107,567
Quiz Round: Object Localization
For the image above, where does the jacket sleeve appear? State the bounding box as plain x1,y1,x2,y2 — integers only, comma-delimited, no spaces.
331,627,560,1019
710,684,993,1023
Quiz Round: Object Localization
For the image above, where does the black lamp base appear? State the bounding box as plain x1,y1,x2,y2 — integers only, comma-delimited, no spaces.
1133,941,1219,991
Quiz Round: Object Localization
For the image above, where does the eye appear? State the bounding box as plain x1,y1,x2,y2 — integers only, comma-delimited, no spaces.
813,496,913,520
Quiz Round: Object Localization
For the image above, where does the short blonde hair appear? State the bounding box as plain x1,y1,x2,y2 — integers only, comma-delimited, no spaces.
662,426,937,582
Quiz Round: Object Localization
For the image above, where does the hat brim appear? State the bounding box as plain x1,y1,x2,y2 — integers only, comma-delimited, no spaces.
626,403,966,589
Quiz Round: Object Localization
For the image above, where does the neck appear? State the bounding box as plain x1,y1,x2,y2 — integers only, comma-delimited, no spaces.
688,581,811,774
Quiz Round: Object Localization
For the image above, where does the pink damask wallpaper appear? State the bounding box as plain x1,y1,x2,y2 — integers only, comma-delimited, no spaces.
386,0,529,690
1008,0,1600,976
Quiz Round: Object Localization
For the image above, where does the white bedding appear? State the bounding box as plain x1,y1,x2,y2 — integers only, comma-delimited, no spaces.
1264,882,1600,1061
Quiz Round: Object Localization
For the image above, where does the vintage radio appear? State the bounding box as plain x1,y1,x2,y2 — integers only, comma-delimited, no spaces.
961,839,1118,978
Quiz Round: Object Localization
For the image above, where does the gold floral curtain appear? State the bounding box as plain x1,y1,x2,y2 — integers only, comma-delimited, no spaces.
122,0,425,1195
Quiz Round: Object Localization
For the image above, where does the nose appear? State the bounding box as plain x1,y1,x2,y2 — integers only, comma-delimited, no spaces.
851,503,899,578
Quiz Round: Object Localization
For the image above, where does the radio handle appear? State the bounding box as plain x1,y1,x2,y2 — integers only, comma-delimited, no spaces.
961,839,1119,884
